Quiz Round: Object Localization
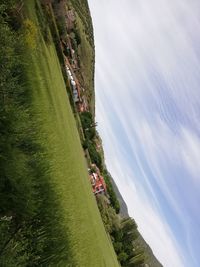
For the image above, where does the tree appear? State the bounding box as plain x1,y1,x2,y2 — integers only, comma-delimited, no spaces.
128,252,145,266
118,252,128,265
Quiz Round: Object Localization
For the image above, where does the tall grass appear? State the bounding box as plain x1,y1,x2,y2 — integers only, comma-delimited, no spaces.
0,1,119,266
0,4,75,266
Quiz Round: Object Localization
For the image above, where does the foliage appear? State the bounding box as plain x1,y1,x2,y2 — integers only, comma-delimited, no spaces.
73,28,81,46
0,2,119,266
70,0,94,45
87,142,103,170
97,195,120,234
69,1,95,114
79,111,103,169
118,252,129,265
23,19,38,49
56,15,67,37
97,193,145,267
80,111,95,140
35,1,51,43
128,251,145,266
103,170,120,213
111,218,144,266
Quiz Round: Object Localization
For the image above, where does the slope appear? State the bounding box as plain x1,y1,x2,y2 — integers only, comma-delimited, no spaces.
0,0,119,266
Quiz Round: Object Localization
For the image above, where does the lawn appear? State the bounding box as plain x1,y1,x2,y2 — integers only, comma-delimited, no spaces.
0,0,119,266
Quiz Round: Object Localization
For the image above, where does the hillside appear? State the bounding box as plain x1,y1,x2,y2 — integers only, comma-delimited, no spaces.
105,173,163,267
134,235,163,267
0,1,119,266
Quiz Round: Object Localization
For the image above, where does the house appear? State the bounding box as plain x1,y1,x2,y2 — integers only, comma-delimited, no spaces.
72,89,79,103
89,172,107,195
67,69,71,77
71,80,76,86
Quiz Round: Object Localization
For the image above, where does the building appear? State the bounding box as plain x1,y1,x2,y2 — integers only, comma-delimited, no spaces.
72,89,79,103
90,172,107,195
71,80,76,86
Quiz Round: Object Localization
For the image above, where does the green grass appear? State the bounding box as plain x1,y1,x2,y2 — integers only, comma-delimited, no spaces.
1,1,119,266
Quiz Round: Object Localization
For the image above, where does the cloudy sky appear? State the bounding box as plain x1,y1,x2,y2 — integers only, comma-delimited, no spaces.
87,0,200,266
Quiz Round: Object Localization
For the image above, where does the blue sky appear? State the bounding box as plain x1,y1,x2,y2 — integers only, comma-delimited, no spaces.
88,0,200,266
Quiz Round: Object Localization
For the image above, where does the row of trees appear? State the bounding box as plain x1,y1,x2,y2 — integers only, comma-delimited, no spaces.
80,111,103,170
112,217,145,266
97,195,145,266
80,112,121,214
80,112,145,266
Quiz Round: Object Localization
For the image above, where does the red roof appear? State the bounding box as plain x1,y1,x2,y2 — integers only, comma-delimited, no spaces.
90,173,106,195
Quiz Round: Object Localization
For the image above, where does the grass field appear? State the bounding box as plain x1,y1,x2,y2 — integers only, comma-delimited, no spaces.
25,1,119,265
0,1,119,266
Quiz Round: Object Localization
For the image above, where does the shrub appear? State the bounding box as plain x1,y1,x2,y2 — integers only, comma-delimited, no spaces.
23,19,38,49
118,252,128,265
80,111,96,140
87,142,102,170
103,170,120,213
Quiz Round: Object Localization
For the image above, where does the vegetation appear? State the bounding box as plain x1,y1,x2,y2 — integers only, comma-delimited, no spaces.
78,110,146,267
0,1,163,267
0,1,119,266
71,4,95,114
70,0,94,46
80,111,96,140
97,195,145,266
80,111,103,169
76,13,95,114
51,0,95,114
78,110,154,266
103,170,120,213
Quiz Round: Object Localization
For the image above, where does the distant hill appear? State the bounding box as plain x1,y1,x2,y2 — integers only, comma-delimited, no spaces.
134,234,163,267
109,174,163,267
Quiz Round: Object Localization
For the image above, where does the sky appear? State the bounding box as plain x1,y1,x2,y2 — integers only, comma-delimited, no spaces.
87,0,200,266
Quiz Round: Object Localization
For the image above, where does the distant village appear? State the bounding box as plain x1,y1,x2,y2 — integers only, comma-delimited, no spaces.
57,5,107,196
89,164,107,195
59,6,89,113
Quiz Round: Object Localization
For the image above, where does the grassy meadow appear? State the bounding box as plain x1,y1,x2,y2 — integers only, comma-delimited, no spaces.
0,0,119,266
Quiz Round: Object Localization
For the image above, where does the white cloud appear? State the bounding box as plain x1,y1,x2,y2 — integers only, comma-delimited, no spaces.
97,104,189,267
102,136,187,267
181,129,200,182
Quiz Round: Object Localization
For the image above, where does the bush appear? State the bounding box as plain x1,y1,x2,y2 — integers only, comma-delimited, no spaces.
96,195,120,234
23,19,38,49
74,28,81,46
87,142,102,170
80,111,96,140
103,170,120,213
118,252,128,265
56,16,67,37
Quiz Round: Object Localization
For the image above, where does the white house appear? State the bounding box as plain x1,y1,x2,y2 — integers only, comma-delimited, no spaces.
67,70,71,76
71,80,76,86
